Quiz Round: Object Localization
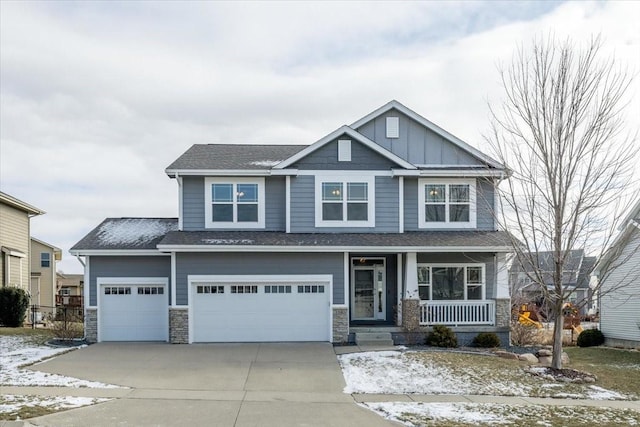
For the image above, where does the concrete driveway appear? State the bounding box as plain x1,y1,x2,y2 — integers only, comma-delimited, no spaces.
27,343,396,426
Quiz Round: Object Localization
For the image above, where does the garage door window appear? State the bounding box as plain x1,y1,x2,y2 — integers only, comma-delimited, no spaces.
231,285,258,294
197,285,224,294
104,287,131,295
138,287,164,295
265,285,292,294
298,285,325,293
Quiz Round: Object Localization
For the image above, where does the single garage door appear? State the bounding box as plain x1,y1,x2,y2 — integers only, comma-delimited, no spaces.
192,280,330,342
99,283,168,341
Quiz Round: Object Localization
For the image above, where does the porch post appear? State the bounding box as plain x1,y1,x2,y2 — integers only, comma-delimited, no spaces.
495,253,511,329
402,252,420,330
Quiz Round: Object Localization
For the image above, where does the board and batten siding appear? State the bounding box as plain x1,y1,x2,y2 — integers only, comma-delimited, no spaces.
182,176,285,231
88,256,172,306
600,229,640,347
175,252,344,306
355,108,484,167
292,138,398,170
417,252,497,299
0,203,30,290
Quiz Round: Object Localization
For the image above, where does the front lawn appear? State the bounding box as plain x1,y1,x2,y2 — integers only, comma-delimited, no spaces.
339,348,640,426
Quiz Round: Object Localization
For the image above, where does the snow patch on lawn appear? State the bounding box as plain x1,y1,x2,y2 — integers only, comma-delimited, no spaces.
363,402,507,426
587,385,626,400
1,394,109,414
0,336,120,388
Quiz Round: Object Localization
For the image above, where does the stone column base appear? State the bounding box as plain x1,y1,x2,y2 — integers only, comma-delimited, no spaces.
169,308,189,344
332,306,349,344
402,299,420,331
495,298,511,328
85,308,98,343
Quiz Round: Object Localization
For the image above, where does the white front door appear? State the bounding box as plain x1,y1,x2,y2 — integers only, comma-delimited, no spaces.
351,260,386,321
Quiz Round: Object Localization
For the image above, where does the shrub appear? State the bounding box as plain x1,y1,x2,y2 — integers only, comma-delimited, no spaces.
0,287,30,327
426,325,458,348
577,329,605,347
473,332,501,348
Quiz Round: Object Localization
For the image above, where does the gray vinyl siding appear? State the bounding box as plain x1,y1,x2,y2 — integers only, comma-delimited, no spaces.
417,252,497,299
182,176,285,231
600,230,640,345
476,179,496,231
88,256,172,306
289,175,399,233
356,109,484,166
175,252,344,305
404,178,419,231
292,138,398,170
183,176,205,230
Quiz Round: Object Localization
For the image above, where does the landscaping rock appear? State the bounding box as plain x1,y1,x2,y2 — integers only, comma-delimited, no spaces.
538,356,552,365
518,353,539,363
495,351,519,360
537,349,552,357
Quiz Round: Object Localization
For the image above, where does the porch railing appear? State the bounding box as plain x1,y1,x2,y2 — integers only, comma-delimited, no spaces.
55,295,84,307
419,300,495,326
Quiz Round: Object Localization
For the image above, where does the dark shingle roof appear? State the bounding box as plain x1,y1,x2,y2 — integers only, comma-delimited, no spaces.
157,230,513,249
71,218,178,251
165,144,307,172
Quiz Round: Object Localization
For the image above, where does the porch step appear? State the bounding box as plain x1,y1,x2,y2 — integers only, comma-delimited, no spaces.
355,332,394,347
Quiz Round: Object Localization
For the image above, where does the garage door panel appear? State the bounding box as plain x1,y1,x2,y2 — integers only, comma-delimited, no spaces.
100,284,168,342
192,282,329,343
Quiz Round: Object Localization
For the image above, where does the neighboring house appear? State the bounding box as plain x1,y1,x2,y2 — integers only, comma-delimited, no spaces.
71,100,513,344
597,199,640,349
510,250,596,317
0,191,45,293
56,272,84,317
30,237,62,312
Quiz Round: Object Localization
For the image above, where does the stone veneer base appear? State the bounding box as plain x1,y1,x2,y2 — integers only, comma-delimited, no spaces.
332,306,349,344
169,308,189,344
84,308,98,343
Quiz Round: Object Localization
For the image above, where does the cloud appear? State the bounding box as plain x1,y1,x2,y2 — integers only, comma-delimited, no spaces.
1,0,637,273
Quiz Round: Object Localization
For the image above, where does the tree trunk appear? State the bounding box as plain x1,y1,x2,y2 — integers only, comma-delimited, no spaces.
552,303,564,369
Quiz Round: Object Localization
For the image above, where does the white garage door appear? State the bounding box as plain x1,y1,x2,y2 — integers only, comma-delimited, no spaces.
192,280,330,342
99,283,168,342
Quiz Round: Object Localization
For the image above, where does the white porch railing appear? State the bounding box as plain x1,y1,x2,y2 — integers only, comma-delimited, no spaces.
419,300,495,326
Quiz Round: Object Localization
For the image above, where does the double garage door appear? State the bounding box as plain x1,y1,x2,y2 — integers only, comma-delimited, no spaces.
99,282,168,342
191,278,331,343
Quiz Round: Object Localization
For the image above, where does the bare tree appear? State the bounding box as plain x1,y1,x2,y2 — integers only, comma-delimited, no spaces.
487,34,638,369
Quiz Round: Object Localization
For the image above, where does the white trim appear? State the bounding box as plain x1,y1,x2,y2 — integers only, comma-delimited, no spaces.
70,250,169,256
270,169,299,176
167,169,270,177
1,247,26,258
338,139,351,162
398,177,404,233
285,176,291,233
204,177,265,229
418,178,477,229
177,174,184,231
96,277,169,343
297,169,393,177
314,173,375,228
343,252,350,309
84,257,92,309
350,257,387,321
405,252,419,299
396,253,403,326
157,244,514,253
274,125,416,170
495,253,509,299
171,252,177,307
187,274,333,344
350,100,505,169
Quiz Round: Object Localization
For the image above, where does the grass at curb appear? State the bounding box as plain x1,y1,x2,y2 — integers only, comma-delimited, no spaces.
0,327,54,345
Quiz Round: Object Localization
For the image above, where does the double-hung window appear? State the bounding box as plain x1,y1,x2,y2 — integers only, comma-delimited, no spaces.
418,179,476,228
417,264,485,300
315,175,375,227
41,253,51,268
205,178,265,228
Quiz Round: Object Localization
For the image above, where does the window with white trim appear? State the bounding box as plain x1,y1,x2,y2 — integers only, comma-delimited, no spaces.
204,177,265,228
417,264,485,300
418,179,476,228
315,175,375,227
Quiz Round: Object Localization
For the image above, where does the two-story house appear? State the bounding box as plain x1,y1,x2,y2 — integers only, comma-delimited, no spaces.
1,191,45,292
30,237,62,320
71,101,513,344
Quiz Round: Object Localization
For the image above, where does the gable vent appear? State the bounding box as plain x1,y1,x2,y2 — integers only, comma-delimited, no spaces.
338,139,351,161
386,117,399,138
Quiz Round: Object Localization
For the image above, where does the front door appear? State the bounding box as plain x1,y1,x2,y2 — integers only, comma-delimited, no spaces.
351,258,386,321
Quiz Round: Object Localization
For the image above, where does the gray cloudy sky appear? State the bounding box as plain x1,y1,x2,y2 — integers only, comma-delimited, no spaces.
1,1,638,274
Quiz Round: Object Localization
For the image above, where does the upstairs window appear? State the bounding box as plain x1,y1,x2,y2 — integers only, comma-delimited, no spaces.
41,252,50,268
205,178,265,228
315,175,375,227
418,179,476,228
